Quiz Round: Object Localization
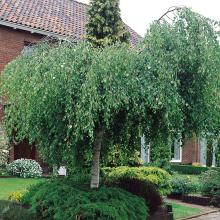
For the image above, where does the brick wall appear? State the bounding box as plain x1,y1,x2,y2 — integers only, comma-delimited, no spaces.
0,25,43,72
0,25,44,164
182,138,199,164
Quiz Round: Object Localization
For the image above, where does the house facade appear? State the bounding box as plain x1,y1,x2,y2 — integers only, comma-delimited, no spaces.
141,136,218,166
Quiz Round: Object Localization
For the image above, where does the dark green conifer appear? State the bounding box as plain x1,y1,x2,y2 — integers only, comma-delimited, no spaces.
86,0,130,46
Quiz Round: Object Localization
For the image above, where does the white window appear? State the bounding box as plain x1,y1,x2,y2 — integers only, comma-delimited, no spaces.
171,139,182,162
21,41,36,55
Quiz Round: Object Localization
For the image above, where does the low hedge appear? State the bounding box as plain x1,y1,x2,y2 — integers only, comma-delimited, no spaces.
21,179,148,220
171,164,220,175
104,166,172,195
109,177,162,214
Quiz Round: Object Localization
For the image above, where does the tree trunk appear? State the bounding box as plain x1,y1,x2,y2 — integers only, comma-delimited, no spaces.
90,127,104,189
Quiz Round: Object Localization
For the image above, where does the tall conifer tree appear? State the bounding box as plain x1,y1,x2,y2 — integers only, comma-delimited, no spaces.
86,0,130,47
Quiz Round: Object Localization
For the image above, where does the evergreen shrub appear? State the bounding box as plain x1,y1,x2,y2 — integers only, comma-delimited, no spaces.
7,159,42,178
105,166,172,195
170,174,201,195
21,179,148,220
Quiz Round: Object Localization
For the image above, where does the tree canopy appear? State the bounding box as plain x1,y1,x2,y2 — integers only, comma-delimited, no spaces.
1,8,220,187
86,0,130,46
0,40,181,184
141,8,220,143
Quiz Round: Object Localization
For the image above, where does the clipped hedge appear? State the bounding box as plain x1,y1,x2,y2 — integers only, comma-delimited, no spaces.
171,164,220,175
105,166,172,195
22,180,148,220
110,177,162,214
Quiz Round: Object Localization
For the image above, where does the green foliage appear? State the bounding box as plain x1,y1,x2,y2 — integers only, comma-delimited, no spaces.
0,200,37,220
1,43,139,167
22,180,148,220
105,166,172,195
142,8,220,140
171,164,208,174
171,164,220,175
8,190,27,202
86,0,129,46
7,159,42,178
216,139,220,167
170,174,201,195
0,122,9,167
1,7,220,185
1,41,183,171
206,138,213,166
201,170,220,197
149,135,171,166
108,177,162,213
102,145,143,167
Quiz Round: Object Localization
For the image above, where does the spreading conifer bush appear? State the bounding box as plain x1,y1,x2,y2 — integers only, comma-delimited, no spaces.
21,179,148,220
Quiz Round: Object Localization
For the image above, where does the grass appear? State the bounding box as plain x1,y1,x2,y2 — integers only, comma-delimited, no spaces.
0,178,45,200
172,202,201,219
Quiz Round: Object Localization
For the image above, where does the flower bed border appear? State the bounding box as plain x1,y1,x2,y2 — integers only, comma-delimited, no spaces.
182,194,211,206
168,194,215,207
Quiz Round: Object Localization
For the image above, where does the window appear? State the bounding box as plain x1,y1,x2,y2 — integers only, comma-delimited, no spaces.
171,139,182,162
21,41,37,55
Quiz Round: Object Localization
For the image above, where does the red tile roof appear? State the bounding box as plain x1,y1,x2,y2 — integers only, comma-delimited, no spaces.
0,0,142,46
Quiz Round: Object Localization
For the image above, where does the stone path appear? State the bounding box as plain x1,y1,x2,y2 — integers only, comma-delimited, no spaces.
190,211,220,220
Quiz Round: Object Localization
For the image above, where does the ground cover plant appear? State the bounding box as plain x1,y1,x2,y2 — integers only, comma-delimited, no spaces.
21,179,148,220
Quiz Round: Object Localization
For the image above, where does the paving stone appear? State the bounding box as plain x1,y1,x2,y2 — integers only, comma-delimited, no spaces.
190,211,220,220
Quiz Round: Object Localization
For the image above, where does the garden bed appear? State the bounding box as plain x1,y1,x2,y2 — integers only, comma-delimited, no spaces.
167,194,220,207
182,194,211,206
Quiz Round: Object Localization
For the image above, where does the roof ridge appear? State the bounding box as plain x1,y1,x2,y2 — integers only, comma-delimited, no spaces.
74,0,89,7
0,0,142,46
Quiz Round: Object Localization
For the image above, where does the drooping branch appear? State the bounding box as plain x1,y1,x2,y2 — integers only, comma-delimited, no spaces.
157,6,185,23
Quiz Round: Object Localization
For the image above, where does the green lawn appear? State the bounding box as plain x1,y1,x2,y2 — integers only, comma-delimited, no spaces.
0,178,45,200
172,202,201,219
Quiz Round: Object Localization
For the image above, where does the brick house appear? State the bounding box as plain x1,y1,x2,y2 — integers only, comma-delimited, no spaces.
0,0,212,167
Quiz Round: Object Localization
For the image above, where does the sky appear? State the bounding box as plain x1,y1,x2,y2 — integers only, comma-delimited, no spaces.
78,0,220,37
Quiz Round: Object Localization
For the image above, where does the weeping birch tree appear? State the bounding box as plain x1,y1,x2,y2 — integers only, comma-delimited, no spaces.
1,8,220,189
0,41,182,188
